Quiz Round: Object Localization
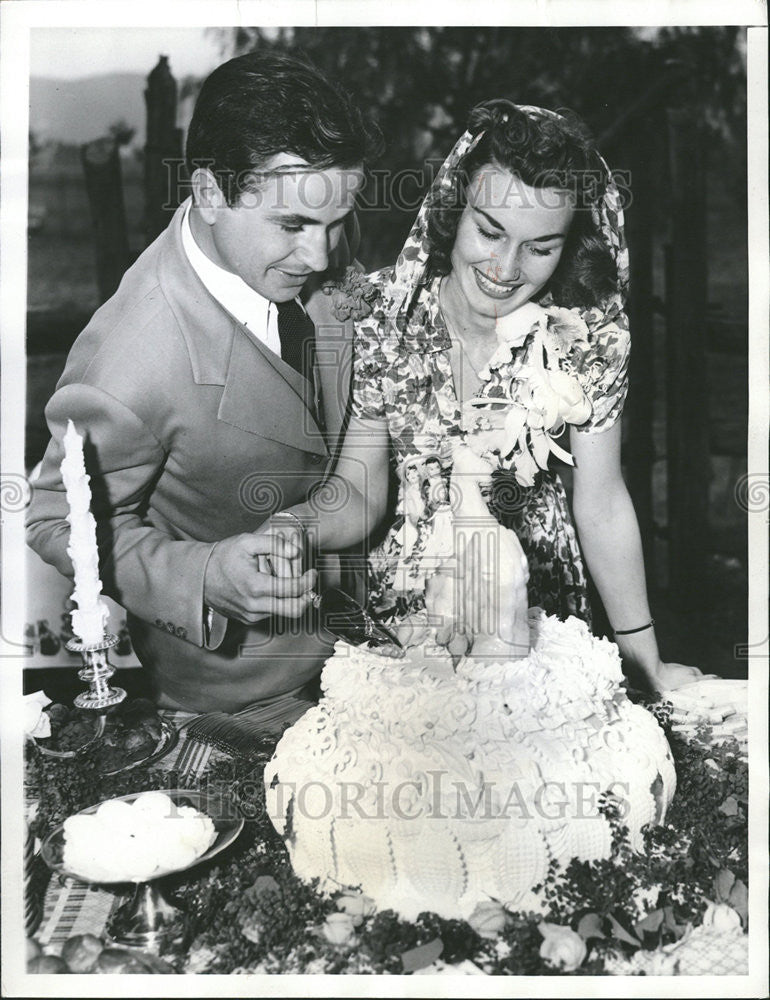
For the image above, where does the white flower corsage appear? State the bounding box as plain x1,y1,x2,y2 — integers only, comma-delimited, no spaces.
464,303,593,486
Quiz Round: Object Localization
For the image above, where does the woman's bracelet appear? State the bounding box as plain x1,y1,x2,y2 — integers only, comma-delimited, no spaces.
612,619,655,636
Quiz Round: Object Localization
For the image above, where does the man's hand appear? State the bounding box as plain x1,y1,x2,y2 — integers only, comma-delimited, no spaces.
204,532,316,624
253,513,307,580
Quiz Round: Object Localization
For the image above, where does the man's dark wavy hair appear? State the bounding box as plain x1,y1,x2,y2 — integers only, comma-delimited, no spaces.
186,50,383,204
425,100,618,308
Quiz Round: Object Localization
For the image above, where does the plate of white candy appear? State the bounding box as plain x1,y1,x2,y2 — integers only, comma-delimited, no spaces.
42,790,242,884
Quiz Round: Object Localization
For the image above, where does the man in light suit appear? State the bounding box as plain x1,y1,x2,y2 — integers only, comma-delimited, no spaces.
26,51,380,717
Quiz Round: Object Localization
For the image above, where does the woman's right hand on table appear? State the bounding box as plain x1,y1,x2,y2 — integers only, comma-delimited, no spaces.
630,659,718,694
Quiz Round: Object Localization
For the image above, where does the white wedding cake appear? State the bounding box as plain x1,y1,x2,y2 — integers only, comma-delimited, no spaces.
265,609,676,921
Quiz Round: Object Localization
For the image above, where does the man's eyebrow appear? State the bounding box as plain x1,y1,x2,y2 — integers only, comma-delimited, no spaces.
265,212,321,226
473,205,566,241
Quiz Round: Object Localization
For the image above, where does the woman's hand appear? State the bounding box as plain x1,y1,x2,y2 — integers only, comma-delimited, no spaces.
646,661,718,693
622,656,718,694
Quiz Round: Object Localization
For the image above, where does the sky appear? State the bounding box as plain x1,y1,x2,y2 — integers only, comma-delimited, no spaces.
30,26,227,80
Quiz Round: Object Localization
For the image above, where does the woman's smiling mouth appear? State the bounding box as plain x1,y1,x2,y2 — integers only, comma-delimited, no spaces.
472,267,521,298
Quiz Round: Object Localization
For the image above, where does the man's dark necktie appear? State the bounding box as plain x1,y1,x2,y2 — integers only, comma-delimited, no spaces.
276,299,324,431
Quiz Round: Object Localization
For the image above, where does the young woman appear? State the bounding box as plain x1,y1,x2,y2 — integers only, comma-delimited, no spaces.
272,99,708,692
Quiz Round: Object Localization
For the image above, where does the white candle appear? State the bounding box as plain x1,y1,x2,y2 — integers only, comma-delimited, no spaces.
61,419,110,644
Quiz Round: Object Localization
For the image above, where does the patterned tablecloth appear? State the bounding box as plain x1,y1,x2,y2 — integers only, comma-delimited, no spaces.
31,711,224,953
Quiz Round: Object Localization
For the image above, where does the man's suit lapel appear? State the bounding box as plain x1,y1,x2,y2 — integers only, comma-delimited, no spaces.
157,200,328,457
218,326,327,455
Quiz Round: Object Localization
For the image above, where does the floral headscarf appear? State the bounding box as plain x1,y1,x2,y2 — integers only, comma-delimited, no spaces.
381,103,630,324
371,103,632,487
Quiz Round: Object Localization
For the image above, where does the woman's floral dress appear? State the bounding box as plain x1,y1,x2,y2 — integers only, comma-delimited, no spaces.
350,271,631,627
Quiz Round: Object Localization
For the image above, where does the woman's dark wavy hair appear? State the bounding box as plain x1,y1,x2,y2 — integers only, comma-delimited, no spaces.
186,50,383,205
425,100,618,308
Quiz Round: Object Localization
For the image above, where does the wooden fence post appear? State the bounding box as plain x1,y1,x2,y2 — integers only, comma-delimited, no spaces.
144,55,184,244
80,138,131,303
664,108,710,606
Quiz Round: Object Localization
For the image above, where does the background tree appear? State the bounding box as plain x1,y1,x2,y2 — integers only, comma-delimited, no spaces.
206,26,746,268
107,119,136,149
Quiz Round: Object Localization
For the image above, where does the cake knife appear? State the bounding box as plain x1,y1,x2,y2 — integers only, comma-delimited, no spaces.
308,587,403,650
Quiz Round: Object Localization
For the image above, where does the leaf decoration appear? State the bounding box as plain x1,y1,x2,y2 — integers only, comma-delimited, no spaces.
577,913,606,941
718,795,739,816
401,937,443,973
728,879,748,925
713,867,736,901
634,908,664,937
607,913,641,948
662,906,689,941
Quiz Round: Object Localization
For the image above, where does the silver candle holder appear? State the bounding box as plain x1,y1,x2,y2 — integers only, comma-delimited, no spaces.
66,632,126,710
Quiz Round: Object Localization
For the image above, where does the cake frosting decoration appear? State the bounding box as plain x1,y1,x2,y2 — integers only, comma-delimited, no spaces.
265,610,676,920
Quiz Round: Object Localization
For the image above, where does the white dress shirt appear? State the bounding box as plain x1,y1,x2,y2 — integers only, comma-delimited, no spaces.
181,201,284,357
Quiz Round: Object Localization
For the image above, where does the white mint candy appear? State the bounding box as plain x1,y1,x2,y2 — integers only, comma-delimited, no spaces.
61,794,215,881
95,799,135,830
133,791,176,818
155,837,199,872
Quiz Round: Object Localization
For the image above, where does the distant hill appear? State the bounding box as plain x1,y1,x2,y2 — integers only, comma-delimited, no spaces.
30,73,147,145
